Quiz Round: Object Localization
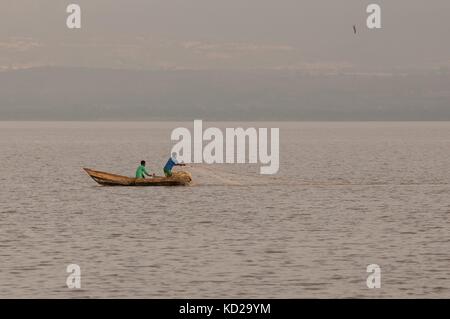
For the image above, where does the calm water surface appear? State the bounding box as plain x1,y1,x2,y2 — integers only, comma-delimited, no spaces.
0,122,449,298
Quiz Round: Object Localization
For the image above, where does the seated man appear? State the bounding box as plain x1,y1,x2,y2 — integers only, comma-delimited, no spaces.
163,152,186,177
135,160,154,179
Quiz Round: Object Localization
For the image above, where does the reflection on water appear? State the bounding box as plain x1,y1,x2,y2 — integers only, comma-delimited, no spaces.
0,122,449,298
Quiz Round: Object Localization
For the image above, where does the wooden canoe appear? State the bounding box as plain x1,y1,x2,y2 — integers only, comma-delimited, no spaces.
83,168,192,186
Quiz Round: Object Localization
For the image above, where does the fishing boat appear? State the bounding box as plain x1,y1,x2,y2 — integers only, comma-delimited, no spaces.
83,168,192,186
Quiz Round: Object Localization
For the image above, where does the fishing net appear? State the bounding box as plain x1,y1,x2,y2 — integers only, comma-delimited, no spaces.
171,171,193,183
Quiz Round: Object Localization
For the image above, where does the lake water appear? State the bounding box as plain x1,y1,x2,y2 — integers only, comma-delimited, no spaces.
0,121,449,298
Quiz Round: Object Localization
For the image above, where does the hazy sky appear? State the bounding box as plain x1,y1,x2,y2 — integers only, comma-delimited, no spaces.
1,0,450,71
1,1,450,120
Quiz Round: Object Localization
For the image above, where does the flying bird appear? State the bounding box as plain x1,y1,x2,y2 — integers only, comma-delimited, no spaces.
353,25,357,34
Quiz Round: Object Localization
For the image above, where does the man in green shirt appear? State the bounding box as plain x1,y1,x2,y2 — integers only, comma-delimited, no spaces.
135,160,154,179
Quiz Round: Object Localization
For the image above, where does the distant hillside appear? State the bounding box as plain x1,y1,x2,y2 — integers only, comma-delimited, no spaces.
0,67,449,120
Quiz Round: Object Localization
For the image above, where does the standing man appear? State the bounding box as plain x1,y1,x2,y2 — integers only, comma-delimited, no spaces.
163,152,186,177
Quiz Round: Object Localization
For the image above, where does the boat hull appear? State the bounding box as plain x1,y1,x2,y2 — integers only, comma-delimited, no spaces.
83,168,192,186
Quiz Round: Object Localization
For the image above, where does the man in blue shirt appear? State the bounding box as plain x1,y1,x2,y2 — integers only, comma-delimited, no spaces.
163,152,186,177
